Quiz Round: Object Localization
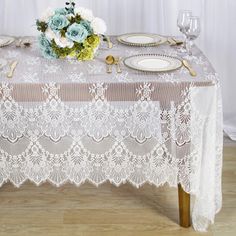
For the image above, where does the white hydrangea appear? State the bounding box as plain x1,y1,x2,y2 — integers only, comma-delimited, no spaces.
91,17,107,35
74,7,94,22
45,28,73,48
54,37,74,48
40,7,54,22
45,28,57,40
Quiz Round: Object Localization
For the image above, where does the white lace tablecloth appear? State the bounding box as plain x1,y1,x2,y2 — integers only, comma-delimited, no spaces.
0,36,223,231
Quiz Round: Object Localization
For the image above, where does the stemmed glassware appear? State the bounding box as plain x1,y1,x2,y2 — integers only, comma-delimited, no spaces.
185,16,201,55
177,10,192,48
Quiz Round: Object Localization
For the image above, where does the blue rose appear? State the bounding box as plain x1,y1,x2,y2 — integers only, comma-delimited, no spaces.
38,34,57,59
42,46,58,59
49,14,69,31
55,8,68,15
80,20,93,35
38,34,51,50
66,23,88,43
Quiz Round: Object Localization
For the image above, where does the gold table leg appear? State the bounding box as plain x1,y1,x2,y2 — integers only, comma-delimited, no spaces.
178,184,191,227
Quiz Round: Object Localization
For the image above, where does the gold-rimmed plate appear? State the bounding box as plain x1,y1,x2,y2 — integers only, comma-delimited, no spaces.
0,36,15,47
124,54,182,72
117,33,166,47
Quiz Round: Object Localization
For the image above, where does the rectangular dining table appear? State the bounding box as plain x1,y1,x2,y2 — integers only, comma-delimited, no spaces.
0,36,223,232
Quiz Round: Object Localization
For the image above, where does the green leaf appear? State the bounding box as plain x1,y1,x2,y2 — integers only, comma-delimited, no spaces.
36,20,48,33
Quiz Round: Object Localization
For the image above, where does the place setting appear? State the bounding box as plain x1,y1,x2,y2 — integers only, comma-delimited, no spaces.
112,32,197,76
100,10,200,77
113,9,200,77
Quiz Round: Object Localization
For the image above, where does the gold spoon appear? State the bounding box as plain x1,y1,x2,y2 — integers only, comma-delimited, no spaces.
114,57,122,73
105,55,114,73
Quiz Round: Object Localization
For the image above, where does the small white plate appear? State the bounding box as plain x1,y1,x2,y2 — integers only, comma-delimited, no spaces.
124,54,182,72
117,33,166,46
0,36,15,47
0,58,8,69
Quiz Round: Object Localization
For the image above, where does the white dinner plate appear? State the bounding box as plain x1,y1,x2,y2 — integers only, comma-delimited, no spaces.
124,54,182,72
0,36,15,47
117,33,167,46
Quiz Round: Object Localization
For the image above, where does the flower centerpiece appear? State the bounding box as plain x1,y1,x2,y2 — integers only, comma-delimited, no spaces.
36,1,107,60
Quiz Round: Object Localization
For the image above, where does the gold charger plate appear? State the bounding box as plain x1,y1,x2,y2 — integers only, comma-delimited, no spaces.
124,54,182,72
117,33,167,47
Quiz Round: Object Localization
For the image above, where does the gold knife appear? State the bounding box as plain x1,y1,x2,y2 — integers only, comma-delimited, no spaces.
172,38,184,45
168,37,176,46
182,59,197,77
7,61,18,78
105,36,113,49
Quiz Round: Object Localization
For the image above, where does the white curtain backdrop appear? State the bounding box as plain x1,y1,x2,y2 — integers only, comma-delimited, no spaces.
0,0,235,140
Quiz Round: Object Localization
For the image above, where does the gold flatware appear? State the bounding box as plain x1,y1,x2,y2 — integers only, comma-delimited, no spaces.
172,38,184,45
105,55,114,73
168,37,184,46
105,36,113,49
114,57,122,73
7,61,18,78
182,59,197,77
168,37,176,46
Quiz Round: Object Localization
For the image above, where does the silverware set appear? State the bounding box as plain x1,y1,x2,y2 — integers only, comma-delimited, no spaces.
105,55,122,74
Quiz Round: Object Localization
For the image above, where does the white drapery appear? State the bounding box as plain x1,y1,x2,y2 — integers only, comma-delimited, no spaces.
0,0,235,140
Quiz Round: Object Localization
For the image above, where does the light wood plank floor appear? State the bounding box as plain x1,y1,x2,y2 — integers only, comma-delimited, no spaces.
0,139,235,236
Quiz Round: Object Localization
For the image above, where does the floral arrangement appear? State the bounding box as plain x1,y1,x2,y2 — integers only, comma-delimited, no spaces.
36,1,107,60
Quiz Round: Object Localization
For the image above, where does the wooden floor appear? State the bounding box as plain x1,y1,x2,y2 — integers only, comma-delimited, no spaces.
0,138,235,236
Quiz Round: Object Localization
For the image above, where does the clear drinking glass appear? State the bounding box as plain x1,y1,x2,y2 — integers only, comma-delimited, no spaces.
177,10,192,47
185,16,201,55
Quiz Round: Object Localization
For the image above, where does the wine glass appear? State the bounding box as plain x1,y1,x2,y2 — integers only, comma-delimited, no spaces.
185,16,201,55
177,10,192,47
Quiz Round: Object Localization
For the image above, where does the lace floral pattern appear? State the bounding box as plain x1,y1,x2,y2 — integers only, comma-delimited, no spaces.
0,81,204,184
0,79,222,231
0,38,223,232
